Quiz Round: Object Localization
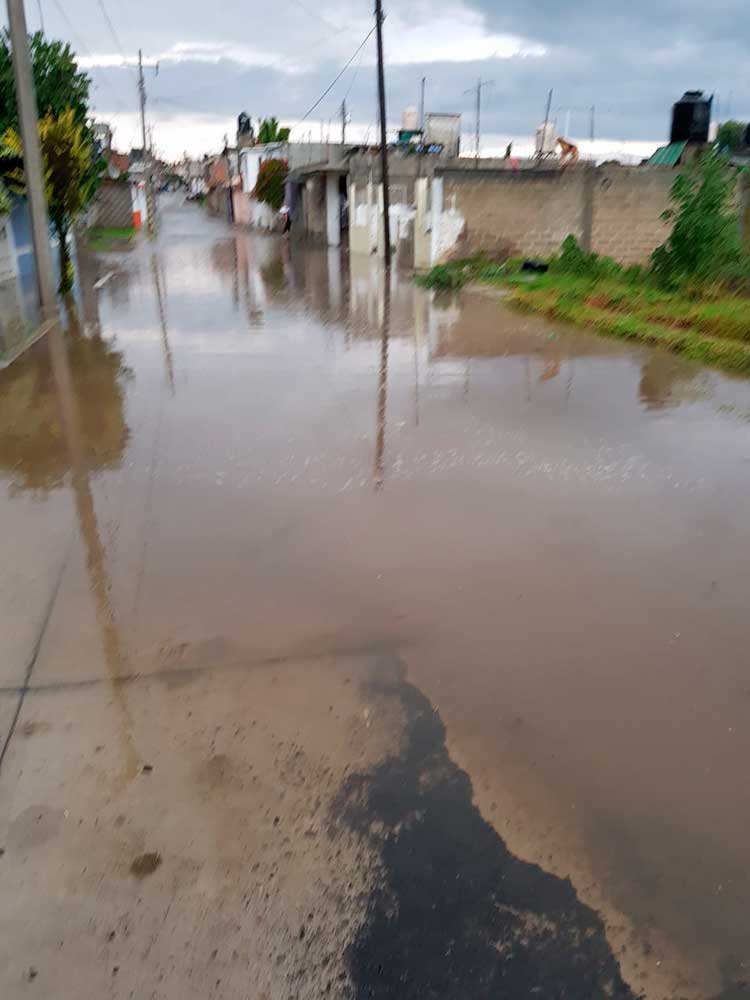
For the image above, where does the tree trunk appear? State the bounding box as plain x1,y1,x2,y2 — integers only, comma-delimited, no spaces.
54,219,73,294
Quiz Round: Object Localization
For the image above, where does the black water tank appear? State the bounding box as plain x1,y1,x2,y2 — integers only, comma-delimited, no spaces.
670,91,712,143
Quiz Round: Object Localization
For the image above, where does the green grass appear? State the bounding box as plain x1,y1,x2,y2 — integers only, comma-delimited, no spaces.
417,259,750,375
87,226,136,251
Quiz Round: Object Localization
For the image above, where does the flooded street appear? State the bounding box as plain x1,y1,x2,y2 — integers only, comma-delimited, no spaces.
1,195,749,998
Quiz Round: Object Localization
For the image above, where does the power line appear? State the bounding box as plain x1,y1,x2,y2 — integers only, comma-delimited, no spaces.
286,0,348,37
94,0,137,79
48,0,132,113
292,25,376,130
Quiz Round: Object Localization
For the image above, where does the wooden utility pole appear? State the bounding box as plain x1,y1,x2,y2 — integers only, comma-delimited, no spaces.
6,0,57,318
138,49,156,238
374,0,391,268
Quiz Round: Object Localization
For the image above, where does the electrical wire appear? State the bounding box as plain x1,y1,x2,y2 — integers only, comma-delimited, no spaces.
292,24,375,131
286,0,348,37
49,0,132,113
94,0,138,79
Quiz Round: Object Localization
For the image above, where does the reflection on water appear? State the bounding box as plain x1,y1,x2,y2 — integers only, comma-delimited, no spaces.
0,319,131,493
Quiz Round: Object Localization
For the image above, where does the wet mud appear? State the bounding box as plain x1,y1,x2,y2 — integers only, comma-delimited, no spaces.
334,659,637,999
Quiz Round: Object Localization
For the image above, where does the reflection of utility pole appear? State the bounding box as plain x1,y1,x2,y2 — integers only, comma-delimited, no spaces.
373,273,390,491
6,0,57,319
374,0,391,268
47,323,140,785
150,255,174,393
138,49,156,238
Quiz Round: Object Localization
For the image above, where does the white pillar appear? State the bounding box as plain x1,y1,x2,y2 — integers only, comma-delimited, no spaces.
430,176,444,266
326,173,340,247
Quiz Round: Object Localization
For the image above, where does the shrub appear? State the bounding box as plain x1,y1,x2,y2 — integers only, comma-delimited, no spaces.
650,152,742,289
253,158,288,210
419,264,467,290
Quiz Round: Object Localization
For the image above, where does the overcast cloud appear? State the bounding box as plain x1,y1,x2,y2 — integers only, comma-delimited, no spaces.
2,0,747,158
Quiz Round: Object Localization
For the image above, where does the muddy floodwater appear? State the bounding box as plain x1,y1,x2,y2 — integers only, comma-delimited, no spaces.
1,196,749,998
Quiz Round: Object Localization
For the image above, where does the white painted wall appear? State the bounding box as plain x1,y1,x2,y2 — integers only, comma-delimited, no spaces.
325,174,340,247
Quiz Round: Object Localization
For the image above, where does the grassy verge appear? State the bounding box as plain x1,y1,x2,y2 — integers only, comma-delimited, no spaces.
418,259,750,375
87,226,136,252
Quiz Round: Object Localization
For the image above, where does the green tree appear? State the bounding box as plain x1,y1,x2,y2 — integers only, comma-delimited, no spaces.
3,110,103,292
253,158,288,210
716,120,747,152
258,117,290,144
651,152,742,288
0,31,90,136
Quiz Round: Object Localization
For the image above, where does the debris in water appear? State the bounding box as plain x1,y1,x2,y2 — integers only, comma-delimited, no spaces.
129,852,162,878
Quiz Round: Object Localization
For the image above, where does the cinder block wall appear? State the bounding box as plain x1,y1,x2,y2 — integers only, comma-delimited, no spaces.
440,168,585,259
437,165,676,265
592,167,673,265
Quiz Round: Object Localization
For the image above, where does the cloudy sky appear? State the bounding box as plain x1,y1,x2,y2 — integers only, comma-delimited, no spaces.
3,0,747,160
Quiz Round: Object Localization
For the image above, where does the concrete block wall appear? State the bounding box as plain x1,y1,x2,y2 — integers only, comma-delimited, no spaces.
592,168,673,265
440,168,586,260
434,165,676,266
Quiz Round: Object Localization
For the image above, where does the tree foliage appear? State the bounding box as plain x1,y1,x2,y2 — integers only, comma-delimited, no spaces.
0,31,90,136
257,117,290,144
2,110,103,292
716,120,747,152
253,158,288,210
651,152,742,289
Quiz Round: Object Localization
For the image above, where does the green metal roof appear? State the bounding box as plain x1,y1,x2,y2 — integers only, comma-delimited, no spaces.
648,141,687,166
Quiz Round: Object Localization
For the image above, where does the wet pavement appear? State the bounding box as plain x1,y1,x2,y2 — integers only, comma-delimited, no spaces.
1,194,749,998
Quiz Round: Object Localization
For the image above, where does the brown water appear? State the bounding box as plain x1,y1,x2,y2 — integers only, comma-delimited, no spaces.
1,196,748,998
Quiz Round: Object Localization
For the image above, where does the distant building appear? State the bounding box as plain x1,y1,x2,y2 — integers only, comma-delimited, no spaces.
92,121,113,155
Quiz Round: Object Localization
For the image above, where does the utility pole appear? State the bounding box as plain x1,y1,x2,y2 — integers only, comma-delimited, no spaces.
589,105,595,147
138,49,156,238
340,99,349,145
419,76,426,130
6,0,57,319
538,87,553,162
465,76,493,167
223,134,235,225
374,0,391,269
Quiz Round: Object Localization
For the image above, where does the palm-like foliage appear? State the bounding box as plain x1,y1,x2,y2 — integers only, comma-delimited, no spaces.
2,109,102,292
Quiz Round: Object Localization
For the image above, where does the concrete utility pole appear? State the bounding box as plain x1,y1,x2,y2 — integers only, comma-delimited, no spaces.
374,0,391,268
340,99,348,145
223,134,234,224
6,0,57,319
138,49,156,238
465,76,493,167
419,76,426,130
538,88,553,162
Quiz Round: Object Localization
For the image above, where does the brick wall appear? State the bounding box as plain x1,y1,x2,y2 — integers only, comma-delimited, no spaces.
436,165,676,265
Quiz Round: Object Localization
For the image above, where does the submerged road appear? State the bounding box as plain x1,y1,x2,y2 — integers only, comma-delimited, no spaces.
0,196,748,998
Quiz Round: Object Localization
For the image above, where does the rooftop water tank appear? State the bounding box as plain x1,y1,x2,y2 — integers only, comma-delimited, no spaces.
402,106,419,131
535,122,557,156
670,91,712,144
